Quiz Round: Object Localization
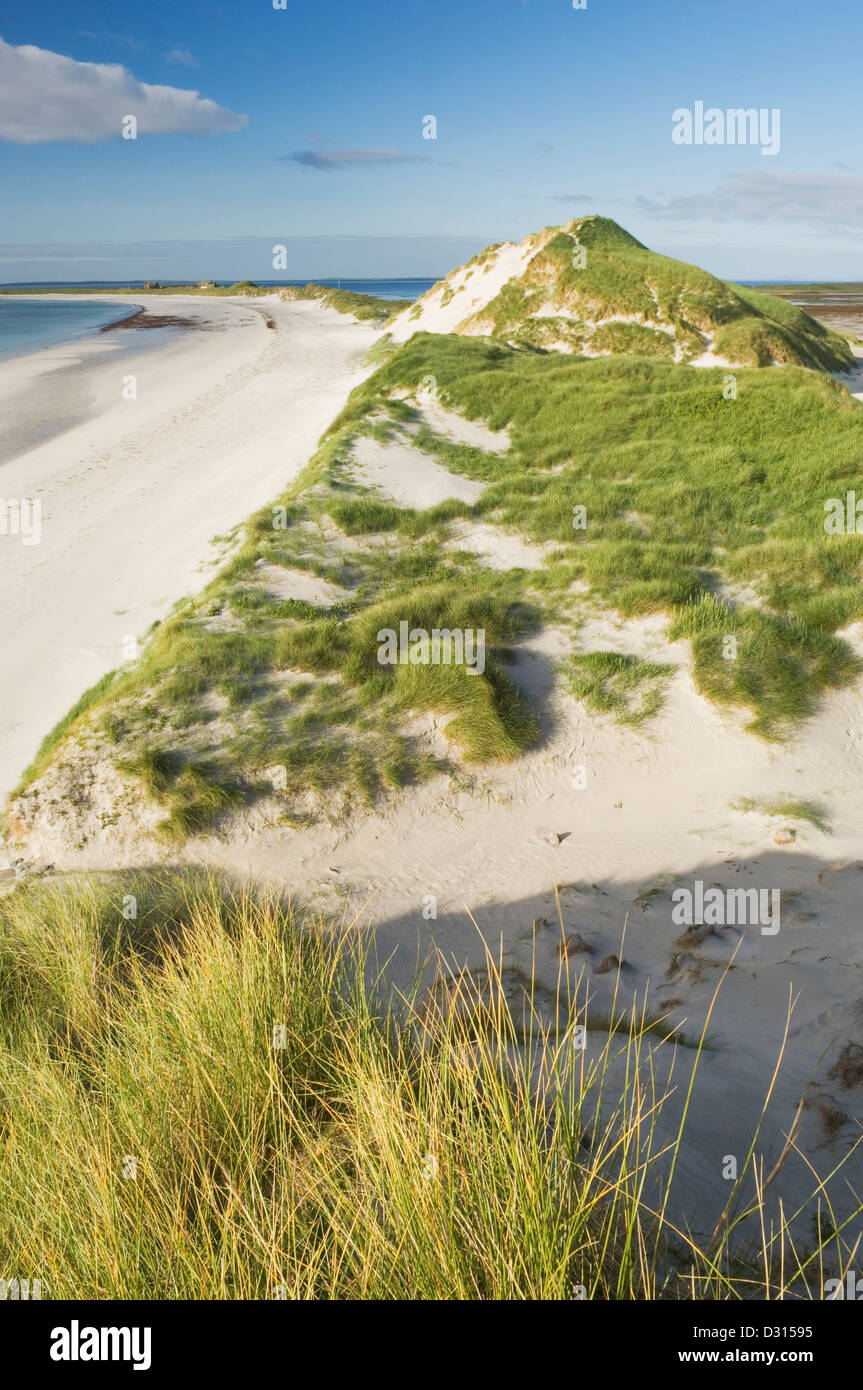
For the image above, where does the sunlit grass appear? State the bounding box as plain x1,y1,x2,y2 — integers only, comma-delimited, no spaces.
731,795,831,834
565,651,674,726
0,872,858,1300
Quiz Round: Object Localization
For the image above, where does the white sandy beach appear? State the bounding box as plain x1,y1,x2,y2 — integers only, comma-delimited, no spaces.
0,293,381,801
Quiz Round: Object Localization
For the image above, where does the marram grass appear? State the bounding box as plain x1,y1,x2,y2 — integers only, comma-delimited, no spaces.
13,324,863,836
0,872,858,1300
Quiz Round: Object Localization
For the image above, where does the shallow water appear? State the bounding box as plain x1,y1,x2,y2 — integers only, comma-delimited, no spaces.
0,299,141,362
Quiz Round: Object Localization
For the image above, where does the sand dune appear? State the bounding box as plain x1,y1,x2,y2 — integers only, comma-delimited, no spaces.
4,294,862,1243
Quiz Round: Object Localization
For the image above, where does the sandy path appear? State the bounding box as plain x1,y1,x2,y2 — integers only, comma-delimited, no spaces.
0,294,380,798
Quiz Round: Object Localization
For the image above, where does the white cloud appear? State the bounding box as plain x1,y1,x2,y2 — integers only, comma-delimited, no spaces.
0,37,245,143
635,172,863,231
164,48,199,68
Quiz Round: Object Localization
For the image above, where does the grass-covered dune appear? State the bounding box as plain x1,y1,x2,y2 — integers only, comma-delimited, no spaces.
9,325,863,847
358,335,863,724
392,217,855,372
278,283,411,322
0,871,857,1300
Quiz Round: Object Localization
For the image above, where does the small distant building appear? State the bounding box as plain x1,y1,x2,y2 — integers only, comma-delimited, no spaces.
197,280,217,289
143,281,163,289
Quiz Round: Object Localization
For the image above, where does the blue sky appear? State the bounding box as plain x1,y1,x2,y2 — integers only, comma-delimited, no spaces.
1,0,862,281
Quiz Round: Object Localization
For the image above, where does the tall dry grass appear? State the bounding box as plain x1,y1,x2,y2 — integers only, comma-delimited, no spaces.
0,872,858,1299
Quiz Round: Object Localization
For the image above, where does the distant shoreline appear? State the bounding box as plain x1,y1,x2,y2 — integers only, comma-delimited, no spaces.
0,279,415,372
0,277,437,300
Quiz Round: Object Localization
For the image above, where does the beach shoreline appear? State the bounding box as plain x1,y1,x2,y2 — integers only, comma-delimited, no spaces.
0,294,146,366
0,293,382,801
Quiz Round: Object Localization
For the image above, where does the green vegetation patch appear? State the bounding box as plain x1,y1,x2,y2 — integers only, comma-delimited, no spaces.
565,651,673,726
463,217,853,372
589,321,675,360
279,284,410,322
731,794,831,833
669,596,860,739
22,468,541,834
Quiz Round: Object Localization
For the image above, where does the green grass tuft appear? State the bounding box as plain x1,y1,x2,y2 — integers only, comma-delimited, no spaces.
732,795,831,833
565,651,673,726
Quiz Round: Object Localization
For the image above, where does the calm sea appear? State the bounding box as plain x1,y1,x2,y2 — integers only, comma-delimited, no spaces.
0,299,142,362
0,280,436,364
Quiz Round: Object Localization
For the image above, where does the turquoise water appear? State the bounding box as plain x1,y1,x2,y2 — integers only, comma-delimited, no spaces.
0,300,141,363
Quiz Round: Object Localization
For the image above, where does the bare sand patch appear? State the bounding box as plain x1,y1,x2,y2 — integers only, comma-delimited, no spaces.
832,346,863,400
253,559,352,606
348,435,484,509
410,387,511,453
445,520,554,571
388,238,542,343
